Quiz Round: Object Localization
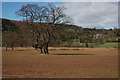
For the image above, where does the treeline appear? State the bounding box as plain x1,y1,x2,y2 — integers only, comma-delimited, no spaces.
2,18,119,49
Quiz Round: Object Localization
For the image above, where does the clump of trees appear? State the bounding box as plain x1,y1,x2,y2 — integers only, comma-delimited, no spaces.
2,19,33,50
2,19,19,50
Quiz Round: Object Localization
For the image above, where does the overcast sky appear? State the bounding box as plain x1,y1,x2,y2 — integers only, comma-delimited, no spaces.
2,2,118,29
61,2,118,29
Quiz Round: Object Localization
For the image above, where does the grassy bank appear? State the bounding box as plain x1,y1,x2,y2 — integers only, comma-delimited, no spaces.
97,42,118,48
63,40,118,48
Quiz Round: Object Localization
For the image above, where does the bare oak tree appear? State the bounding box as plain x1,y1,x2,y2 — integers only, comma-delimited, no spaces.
16,3,72,54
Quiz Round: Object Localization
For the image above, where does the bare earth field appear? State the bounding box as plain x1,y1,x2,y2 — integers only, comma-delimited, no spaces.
2,47,118,78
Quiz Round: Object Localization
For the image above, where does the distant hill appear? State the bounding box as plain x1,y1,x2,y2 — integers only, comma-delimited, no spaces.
2,18,119,47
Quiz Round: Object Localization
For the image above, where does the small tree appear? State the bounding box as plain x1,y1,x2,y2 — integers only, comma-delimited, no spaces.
2,32,20,50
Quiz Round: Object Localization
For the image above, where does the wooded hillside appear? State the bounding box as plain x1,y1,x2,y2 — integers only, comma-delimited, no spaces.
2,18,119,48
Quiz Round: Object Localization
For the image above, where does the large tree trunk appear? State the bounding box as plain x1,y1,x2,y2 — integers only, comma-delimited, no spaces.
45,44,49,54
40,47,43,53
36,36,39,44
44,43,49,54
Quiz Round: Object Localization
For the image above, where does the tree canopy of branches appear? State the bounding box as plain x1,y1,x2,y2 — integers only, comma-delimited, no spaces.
16,3,72,54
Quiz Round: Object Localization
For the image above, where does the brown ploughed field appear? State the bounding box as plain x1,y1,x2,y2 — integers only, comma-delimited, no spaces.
2,47,118,78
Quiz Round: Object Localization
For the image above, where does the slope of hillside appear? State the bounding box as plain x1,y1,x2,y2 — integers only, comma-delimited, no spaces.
2,18,119,47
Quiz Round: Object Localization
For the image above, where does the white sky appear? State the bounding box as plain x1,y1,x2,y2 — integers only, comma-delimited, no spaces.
61,2,118,29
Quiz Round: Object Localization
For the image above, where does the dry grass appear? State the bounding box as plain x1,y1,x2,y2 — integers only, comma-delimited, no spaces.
2,47,118,78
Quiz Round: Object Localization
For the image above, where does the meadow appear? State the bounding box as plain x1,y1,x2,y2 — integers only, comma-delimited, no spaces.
2,47,118,78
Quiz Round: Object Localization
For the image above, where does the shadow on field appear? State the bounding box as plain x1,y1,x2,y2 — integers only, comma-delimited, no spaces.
49,54,94,56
